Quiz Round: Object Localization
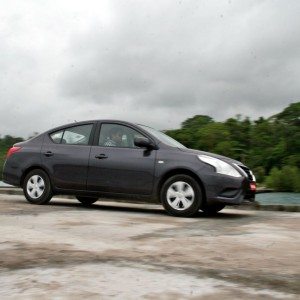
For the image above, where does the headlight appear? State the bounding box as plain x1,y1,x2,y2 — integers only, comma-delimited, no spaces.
198,155,242,178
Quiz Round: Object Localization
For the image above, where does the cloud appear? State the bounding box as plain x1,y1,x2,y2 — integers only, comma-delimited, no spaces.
0,0,299,136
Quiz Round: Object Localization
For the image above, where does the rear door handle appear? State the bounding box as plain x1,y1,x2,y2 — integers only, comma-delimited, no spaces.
44,151,54,157
95,154,108,159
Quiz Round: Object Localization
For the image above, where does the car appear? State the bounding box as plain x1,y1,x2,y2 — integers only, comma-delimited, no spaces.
2,120,256,217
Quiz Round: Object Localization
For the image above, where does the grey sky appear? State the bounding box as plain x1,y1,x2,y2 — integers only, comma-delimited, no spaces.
0,0,299,137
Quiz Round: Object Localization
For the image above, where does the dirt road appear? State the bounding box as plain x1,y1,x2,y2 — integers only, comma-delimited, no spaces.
0,194,299,299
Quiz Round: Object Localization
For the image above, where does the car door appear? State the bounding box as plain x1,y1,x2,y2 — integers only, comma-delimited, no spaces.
87,122,156,195
41,123,95,190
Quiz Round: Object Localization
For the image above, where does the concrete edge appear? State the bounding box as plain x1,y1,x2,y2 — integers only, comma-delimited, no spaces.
232,201,300,213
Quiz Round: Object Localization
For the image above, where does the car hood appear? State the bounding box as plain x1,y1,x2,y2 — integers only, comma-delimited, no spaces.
180,148,244,166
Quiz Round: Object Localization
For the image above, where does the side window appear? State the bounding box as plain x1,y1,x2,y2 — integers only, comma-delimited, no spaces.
50,130,63,144
62,124,93,145
99,124,146,148
50,124,93,145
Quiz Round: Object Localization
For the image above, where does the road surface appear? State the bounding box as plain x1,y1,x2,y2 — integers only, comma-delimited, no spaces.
0,194,299,299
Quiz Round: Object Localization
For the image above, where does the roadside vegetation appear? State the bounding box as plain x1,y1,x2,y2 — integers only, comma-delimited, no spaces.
1,102,299,191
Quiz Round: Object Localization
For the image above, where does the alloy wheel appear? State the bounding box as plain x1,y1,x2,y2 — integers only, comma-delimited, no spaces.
166,181,195,211
26,175,45,199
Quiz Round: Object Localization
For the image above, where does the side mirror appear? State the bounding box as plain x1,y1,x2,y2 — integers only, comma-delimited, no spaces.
134,137,156,149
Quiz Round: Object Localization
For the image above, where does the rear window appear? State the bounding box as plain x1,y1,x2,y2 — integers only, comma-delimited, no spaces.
50,124,93,145
50,130,63,144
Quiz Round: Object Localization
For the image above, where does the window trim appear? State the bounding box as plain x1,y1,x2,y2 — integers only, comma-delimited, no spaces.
93,121,157,149
48,122,96,146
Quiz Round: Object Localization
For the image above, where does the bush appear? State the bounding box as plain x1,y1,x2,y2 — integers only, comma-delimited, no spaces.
0,149,8,180
252,166,265,183
266,165,300,192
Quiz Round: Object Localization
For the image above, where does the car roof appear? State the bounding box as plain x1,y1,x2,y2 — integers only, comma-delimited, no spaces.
46,120,146,133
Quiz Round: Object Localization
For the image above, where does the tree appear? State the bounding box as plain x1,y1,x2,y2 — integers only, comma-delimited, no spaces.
181,115,213,130
271,102,300,126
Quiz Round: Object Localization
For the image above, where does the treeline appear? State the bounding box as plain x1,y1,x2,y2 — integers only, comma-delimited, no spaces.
165,102,300,192
0,102,299,191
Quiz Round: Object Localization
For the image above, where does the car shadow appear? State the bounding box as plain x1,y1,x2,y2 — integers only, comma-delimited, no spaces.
5,196,252,220
48,199,251,220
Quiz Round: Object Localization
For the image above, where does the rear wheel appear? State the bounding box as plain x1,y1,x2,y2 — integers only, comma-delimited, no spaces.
160,174,203,217
23,169,53,204
201,203,225,215
76,196,98,206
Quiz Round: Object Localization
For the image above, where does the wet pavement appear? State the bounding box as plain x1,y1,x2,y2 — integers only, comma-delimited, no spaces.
0,194,299,299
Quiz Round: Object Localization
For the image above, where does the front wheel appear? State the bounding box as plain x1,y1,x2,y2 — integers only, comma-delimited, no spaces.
23,169,53,204
76,196,98,206
160,175,203,217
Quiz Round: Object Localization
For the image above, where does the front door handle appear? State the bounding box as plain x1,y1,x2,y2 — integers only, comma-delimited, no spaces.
44,151,54,157
95,154,108,159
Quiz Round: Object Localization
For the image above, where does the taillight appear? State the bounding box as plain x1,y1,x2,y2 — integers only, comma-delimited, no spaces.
250,182,256,191
6,146,22,158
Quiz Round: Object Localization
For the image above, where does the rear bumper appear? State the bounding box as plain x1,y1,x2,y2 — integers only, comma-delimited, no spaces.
2,161,22,187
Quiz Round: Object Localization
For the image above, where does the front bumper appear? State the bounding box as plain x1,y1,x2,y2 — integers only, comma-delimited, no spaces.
200,172,256,206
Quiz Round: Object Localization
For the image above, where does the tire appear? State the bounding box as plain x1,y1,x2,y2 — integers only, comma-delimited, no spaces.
23,169,53,204
160,174,203,217
76,196,98,206
201,203,225,215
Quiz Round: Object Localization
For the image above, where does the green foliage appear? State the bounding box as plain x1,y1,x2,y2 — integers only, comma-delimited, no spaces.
181,115,213,130
252,166,265,183
0,149,7,180
271,102,300,126
266,166,300,192
213,141,238,158
284,154,300,168
196,122,230,150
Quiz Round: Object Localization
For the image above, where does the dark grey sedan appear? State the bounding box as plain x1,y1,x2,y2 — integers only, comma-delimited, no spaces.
3,120,256,217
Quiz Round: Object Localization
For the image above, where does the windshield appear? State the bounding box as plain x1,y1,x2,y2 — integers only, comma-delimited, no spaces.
138,125,186,148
